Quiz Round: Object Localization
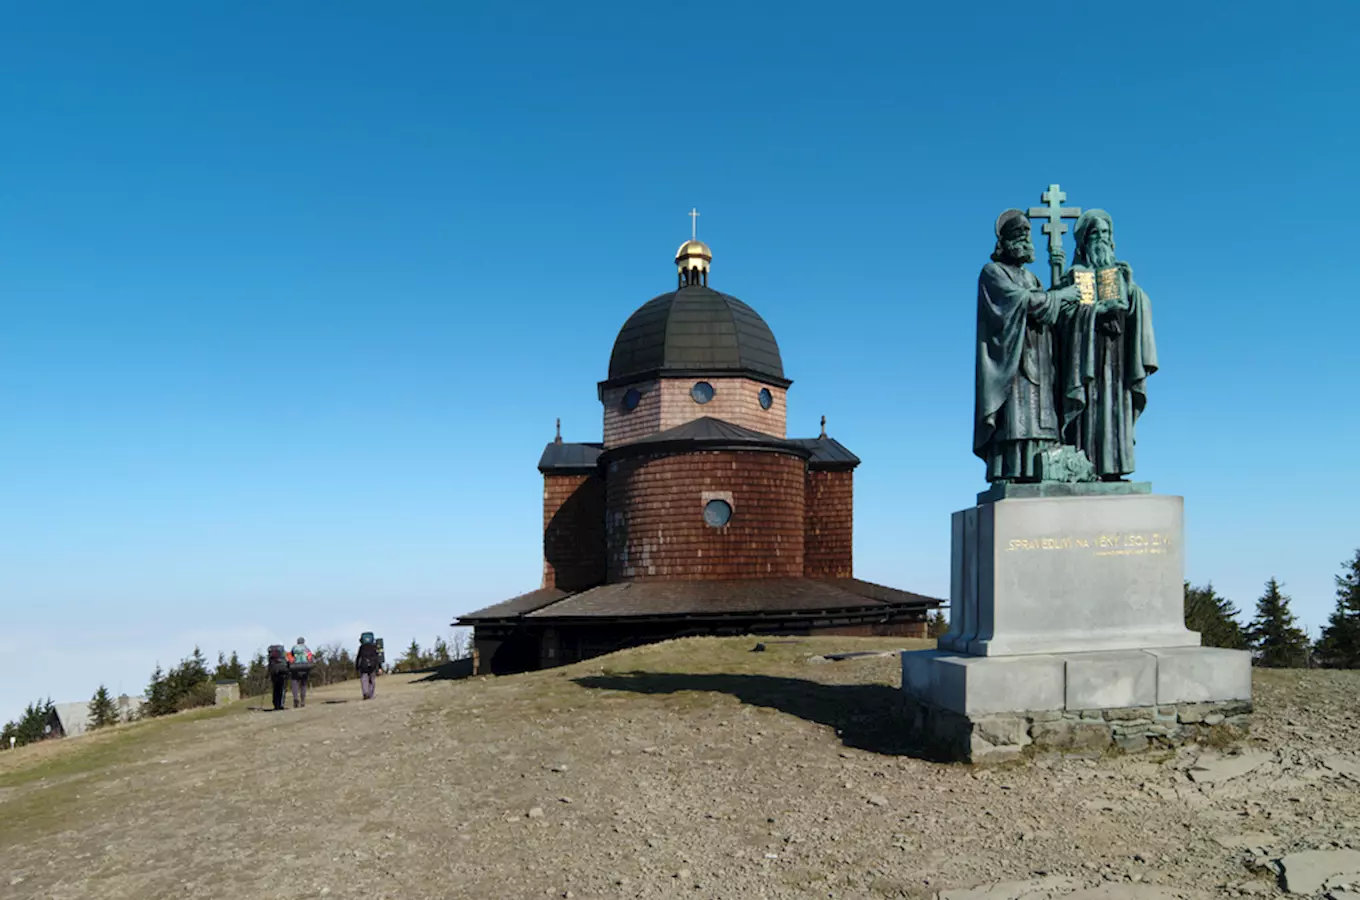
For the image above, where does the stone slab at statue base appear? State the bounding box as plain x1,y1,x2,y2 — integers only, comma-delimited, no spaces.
905,488,1253,763
900,646,1252,762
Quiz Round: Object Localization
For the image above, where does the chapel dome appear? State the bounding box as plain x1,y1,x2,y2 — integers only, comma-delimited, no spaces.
675,238,712,261
605,284,787,387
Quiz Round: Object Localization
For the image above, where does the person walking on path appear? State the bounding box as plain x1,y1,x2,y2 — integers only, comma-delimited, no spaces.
356,632,381,700
286,637,314,708
267,644,289,711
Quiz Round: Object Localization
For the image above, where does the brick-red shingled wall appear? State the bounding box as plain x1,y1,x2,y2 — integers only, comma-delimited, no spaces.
804,469,853,578
606,450,805,581
542,473,606,591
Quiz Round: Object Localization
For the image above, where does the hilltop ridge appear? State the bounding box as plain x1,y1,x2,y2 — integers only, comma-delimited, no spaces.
2,636,1359,899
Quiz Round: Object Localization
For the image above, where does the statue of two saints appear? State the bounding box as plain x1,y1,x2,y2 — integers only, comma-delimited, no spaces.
974,207,1158,483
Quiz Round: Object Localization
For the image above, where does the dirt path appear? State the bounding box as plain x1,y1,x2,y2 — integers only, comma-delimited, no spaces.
2,638,1358,900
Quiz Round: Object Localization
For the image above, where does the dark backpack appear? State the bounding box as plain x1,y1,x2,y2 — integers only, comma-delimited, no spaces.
267,645,288,675
357,643,380,673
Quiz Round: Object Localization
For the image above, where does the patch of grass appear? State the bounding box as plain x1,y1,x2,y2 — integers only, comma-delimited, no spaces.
0,702,246,789
0,702,254,844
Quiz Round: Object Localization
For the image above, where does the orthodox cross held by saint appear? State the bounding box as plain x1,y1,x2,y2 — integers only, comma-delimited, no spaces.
1028,184,1081,288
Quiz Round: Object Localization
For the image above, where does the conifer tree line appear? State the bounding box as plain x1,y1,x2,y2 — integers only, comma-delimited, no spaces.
1,699,57,749
1184,549,1360,669
3,631,474,748
388,632,472,673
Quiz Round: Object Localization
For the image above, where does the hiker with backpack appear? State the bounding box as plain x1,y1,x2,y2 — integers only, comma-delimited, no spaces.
286,637,314,708
356,632,381,700
266,644,289,711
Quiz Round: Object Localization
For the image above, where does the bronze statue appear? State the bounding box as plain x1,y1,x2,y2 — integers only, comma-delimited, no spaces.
975,190,1159,485
974,209,1082,482
1057,209,1158,480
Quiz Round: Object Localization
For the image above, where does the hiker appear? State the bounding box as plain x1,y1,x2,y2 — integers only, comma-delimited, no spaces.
286,637,314,708
266,644,289,711
356,632,381,700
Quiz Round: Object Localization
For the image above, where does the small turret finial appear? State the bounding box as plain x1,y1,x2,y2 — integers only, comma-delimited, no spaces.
554,417,562,444
675,210,712,288
819,415,827,438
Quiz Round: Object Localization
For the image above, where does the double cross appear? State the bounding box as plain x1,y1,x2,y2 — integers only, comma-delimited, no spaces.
1028,184,1081,288
688,207,700,240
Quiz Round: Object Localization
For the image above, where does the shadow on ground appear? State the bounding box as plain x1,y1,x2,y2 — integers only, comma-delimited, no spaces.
573,671,942,760
413,658,476,683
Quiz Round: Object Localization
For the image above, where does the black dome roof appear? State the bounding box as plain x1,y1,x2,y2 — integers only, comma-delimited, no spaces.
604,286,787,388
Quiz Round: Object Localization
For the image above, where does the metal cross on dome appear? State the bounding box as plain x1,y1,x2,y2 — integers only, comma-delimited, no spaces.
688,207,700,239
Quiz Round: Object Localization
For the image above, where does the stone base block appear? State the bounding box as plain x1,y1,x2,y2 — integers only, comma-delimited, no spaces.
900,645,1252,762
1065,650,1156,709
1147,646,1254,703
901,650,1066,716
903,646,1250,715
904,697,1253,764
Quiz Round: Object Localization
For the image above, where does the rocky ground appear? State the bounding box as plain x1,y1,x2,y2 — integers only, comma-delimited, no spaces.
1,637,1358,900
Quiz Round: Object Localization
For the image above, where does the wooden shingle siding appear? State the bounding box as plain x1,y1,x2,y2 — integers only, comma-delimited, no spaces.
606,450,805,581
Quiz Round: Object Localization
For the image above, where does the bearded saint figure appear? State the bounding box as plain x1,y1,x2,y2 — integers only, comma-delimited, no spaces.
1058,209,1158,480
974,209,1083,482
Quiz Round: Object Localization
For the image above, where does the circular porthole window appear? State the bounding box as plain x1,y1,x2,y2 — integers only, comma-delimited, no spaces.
691,381,715,404
758,388,773,410
623,388,641,411
703,499,732,528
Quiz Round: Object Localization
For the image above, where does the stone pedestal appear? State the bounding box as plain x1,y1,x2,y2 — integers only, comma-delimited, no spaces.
214,681,240,706
903,490,1252,762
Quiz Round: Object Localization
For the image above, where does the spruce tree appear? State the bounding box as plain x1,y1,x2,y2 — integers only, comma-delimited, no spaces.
183,647,210,683
1184,582,1247,649
242,651,269,698
144,664,176,717
162,647,215,711
336,647,354,680
927,610,949,639
399,639,422,672
1246,577,1310,668
1316,549,1360,668
88,685,120,730
12,699,55,745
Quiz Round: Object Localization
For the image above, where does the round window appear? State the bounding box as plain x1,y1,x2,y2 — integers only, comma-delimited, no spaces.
691,381,715,404
703,499,732,528
623,388,641,411
758,388,773,410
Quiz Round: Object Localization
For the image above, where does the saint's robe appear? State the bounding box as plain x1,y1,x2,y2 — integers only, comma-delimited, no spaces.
1058,262,1158,478
974,261,1064,482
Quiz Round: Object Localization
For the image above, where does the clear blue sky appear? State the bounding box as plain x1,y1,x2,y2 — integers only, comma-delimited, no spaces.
2,3,1356,721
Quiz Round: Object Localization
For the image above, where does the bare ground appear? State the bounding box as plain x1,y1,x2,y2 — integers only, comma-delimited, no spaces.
2,637,1358,900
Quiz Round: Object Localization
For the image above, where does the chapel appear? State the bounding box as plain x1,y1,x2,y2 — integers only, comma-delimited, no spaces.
458,230,941,674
